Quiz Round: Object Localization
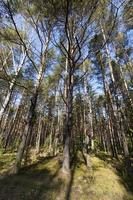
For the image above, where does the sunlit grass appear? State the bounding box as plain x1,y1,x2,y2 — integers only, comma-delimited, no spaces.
0,150,133,200
0,151,15,175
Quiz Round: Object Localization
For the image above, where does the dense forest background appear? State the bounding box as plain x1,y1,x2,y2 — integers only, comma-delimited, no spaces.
0,0,133,199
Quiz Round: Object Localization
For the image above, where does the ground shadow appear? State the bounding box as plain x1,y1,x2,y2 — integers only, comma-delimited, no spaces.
65,152,77,200
0,155,63,200
65,150,90,200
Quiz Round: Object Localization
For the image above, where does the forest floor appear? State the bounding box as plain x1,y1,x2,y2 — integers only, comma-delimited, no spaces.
0,150,133,200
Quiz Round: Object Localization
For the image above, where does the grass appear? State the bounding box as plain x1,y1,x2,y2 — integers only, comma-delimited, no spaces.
0,151,15,175
96,151,133,194
0,150,133,200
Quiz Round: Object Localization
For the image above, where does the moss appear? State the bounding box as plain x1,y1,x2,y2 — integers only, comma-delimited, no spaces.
69,156,133,200
0,150,133,200
0,152,16,175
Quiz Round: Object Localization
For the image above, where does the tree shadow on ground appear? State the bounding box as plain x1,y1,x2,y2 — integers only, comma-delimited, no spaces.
65,150,92,200
65,154,77,200
0,155,64,200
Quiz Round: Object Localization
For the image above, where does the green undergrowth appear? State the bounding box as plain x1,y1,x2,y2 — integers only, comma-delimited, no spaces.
0,151,15,175
0,150,133,200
